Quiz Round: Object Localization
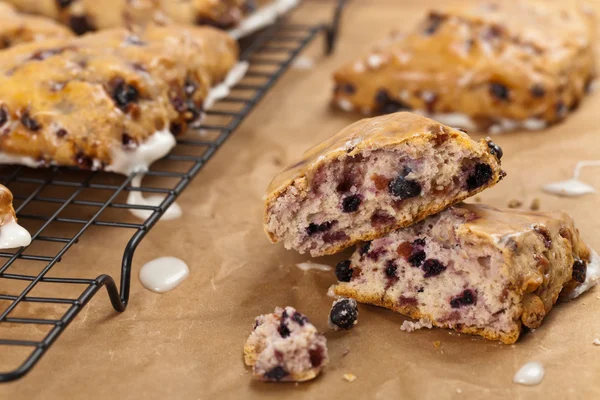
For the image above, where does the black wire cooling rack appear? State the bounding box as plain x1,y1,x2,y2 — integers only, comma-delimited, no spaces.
0,2,345,383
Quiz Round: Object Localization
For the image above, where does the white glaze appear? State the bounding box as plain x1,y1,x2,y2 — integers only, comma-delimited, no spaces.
139,256,189,293
513,362,545,386
0,217,31,249
126,176,182,221
107,128,176,175
337,99,354,112
366,54,384,69
593,338,600,345
564,250,600,300
228,0,300,40
202,62,249,111
295,262,332,272
0,153,39,168
291,56,314,70
542,160,600,197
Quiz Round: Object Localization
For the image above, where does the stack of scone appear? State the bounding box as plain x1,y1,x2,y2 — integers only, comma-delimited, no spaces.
263,111,599,345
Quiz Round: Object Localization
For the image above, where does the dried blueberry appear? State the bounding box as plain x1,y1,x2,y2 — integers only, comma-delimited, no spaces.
0,106,7,127
306,221,333,235
531,84,545,98
466,163,493,191
385,261,398,278
69,15,95,35
112,79,139,110
388,176,421,199
328,298,358,330
375,89,411,114
489,83,509,101
486,139,503,160
359,241,371,256
291,312,308,326
572,259,587,283
422,259,446,278
533,224,552,248
56,128,67,137
424,12,444,35
335,260,353,282
75,152,93,169
122,133,136,147
450,289,477,308
20,110,41,131
342,195,361,213
264,366,289,381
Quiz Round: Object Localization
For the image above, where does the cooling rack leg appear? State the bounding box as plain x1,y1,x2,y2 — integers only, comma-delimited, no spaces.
325,0,346,54
95,274,126,312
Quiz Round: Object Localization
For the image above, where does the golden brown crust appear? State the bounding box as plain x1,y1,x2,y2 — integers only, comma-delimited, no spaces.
4,0,250,33
0,25,238,171
0,184,16,225
332,1,596,130
263,112,504,255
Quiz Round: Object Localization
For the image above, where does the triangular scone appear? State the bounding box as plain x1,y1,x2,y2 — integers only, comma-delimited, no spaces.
332,1,595,133
0,1,73,49
3,0,252,33
264,112,504,257
333,203,599,344
0,25,238,175
0,184,31,249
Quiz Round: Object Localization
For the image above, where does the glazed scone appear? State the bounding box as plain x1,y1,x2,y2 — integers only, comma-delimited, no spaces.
4,0,253,34
264,112,504,257
332,1,596,133
244,306,329,382
0,1,73,49
0,25,238,174
0,184,31,249
333,203,598,344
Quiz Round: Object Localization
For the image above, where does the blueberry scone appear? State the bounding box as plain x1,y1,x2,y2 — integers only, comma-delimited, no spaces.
244,306,329,382
264,112,504,257
0,1,73,49
4,0,255,34
0,25,238,175
333,1,596,133
0,184,31,249
333,203,598,344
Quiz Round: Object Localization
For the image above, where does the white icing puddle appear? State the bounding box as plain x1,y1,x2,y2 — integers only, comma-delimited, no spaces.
513,361,545,386
291,56,314,70
139,257,189,293
202,62,249,111
564,250,600,300
543,160,600,197
107,128,176,175
296,262,332,272
0,218,31,249
127,176,182,221
229,0,300,39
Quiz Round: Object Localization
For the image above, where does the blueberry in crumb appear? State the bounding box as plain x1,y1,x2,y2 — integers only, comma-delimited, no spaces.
291,312,308,326
69,15,95,35
0,106,7,127
408,250,426,267
531,84,545,98
122,133,136,147
466,163,493,191
450,289,477,308
56,128,67,137
385,261,398,278
489,82,510,101
486,139,503,160
264,366,289,381
572,259,587,283
20,110,41,131
422,259,446,278
375,89,411,114
388,176,421,199
328,298,358,330
423,12,444,35
359,241,371,256
112,79,139,110
278,312,291,338
342,195,361,213
335,260,353,282
306,221,333,235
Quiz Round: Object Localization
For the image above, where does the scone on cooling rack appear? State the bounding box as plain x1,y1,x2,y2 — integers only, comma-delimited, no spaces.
0,184,31,249
264,112,504,257
333,203,600,344
244,306,328,382
3,0,257,34
0,25,240,175
0,1,73,49
332,0,596,133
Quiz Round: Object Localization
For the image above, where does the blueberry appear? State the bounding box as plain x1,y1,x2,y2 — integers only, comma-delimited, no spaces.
56,128,67,137
385,261,397,278
531,84,545,98
122,133,135,147
486,139,503,160
359,241,371,256
56,0,74,8
375,89,411,114
339,83,356,94
20,110,41,131
408,250,426,267
264,366,289,381
335,260,353,282
422,259,446,278
329,298,358,330
69,15,95,35
291,312,308,326
278,311,291,338
388,176,421,199
306,221,333,235
572,259,587,283
75,152,93,170
342,195,361,213
489,83,509,101
450,289,477,308
0,106,7,127
466,163,493,191
111,78,139,110
424,13,444,35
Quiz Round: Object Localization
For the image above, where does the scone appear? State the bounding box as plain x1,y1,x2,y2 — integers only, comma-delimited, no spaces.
332,1,596,133
0,25,238,175
0,1,73,49
4,0,254,34
263,112,504,257
0,184,31,249
333,203,598,344
244,306,329,382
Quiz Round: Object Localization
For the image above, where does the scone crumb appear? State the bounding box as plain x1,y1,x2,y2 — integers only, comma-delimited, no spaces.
507,199,522,208
433,340,441,348
530,198,541,211
400,318,433,332
456,388,463,394
592,338,600,345
474,196,482,203
342,348,351,357
343,373,357,382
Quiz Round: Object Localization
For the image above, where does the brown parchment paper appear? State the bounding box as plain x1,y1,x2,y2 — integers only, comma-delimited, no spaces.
2,0,600,398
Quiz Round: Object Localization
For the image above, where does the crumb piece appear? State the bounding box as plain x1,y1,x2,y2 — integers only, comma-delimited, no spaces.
474,196,482,203
530,328,536,333
593,338,600,345
342,348,350,357
327,284,337,298
433,340,441,348
400,318,433,332
456,388,463,394
530,198,540,211
507,199,522,208
343,373,357,382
